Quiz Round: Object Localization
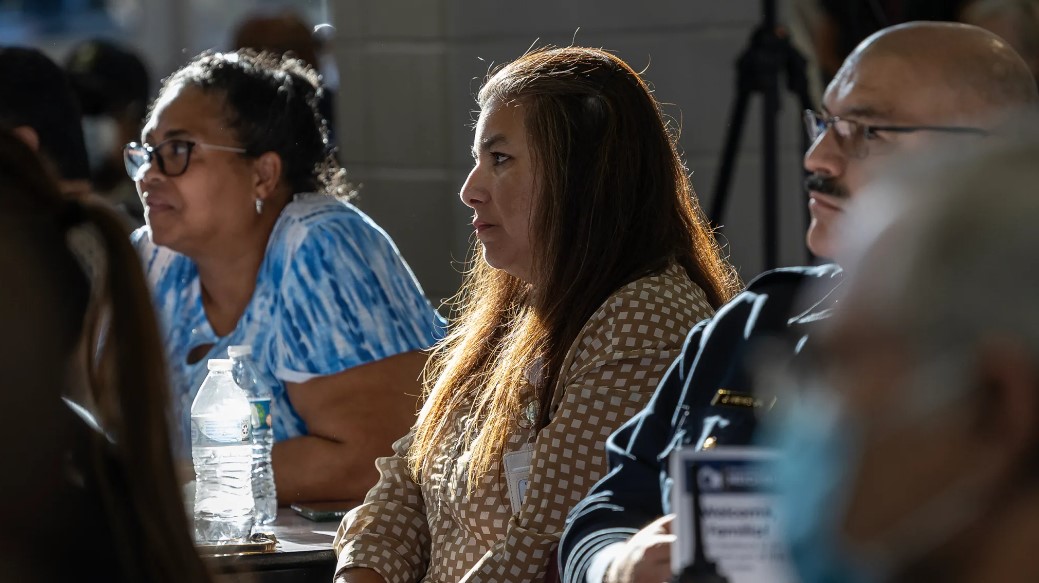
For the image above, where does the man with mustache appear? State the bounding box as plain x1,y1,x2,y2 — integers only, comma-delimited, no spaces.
559,21,1038,583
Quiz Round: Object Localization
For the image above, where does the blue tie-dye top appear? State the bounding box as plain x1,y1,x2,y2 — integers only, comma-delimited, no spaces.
132,194,443,453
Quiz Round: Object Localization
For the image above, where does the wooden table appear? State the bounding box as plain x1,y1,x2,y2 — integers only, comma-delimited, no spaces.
209,508,343,583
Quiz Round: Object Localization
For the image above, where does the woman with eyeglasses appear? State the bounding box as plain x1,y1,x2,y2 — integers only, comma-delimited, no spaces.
125,50,442,504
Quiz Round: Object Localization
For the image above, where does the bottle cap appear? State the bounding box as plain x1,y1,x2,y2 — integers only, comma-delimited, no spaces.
207,358,233,372
227,345,253,358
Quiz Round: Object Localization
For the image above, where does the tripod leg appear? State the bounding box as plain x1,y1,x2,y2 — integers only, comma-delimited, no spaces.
762,79,780,270
709,88,752,228
785,38,818,263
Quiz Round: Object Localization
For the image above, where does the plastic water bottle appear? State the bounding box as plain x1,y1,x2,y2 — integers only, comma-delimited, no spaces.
191,358,254,542
228,345,278,524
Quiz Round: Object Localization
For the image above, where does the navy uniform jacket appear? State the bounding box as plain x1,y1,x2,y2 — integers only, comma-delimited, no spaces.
558,264,843,583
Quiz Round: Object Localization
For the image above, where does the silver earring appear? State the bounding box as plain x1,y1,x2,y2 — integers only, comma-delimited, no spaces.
255,199,264,215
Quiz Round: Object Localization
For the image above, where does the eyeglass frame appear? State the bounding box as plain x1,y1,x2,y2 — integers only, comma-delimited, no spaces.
123,138,248,181
803,109,989,158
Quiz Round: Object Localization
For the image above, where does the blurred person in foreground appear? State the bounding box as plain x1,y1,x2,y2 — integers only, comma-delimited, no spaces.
128,50,441,504
774,121,1039,583
65,39,152,225
333,46,740,583
0,128,211,582
560,21,1038,583
0,46,91,198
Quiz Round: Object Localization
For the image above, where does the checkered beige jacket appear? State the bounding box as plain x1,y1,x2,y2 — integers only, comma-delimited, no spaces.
334,264,714,583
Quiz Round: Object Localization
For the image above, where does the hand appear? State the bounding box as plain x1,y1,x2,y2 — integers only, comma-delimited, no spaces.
605,514,675,583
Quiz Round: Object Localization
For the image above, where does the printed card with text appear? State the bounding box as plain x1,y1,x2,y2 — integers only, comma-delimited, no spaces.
670,447,797,583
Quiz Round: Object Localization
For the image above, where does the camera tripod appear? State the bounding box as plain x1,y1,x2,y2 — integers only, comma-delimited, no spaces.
708,0,813,269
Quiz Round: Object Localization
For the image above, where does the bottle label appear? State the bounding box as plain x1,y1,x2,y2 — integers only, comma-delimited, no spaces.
191,414,251,446
250,398,272,432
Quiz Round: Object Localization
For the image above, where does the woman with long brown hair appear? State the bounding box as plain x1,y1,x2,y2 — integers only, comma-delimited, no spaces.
0,128,212,582
333,46,740,583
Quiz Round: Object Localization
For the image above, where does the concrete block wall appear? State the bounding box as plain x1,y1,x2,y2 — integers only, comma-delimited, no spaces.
332,1,814,308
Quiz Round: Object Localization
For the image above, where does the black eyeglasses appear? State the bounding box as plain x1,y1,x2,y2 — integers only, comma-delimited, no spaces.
803,110,988,158
123,138,247,181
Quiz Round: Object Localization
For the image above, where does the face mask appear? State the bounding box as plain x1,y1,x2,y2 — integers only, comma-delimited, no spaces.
766,388,877,583
765,366,986,583
81,116,119,174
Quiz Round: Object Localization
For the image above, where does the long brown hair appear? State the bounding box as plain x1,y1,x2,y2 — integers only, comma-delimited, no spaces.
409,47,739,485
0,130,213,582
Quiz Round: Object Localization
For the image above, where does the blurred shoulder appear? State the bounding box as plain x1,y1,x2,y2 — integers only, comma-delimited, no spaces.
744,263,843,295
699,263,844,341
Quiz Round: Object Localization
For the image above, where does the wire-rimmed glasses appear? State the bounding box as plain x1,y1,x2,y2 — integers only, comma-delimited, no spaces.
803,110,988,158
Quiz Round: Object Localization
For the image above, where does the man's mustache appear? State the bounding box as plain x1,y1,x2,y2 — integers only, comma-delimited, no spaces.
804,174,849,199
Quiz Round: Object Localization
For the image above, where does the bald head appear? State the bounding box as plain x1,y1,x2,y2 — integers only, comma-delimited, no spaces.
805,21,1038,260
846,21,1038,114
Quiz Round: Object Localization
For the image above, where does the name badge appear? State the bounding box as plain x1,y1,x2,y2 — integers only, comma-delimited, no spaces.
503,443,534,513
670,447,796,582
711,389,776,410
